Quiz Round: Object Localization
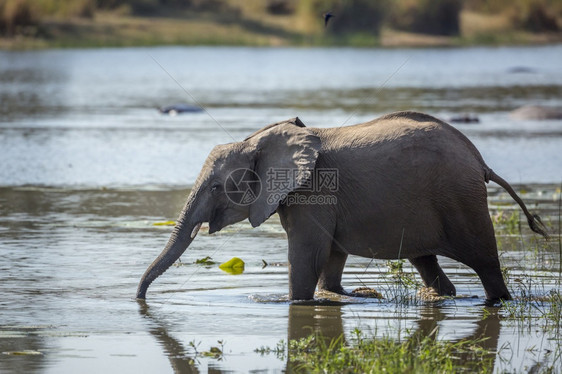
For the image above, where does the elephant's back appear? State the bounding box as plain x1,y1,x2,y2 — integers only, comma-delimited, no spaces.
319,112,488,187
317,111,488,172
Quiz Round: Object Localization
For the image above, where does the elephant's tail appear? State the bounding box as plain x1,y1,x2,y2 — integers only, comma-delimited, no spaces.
487,169,549,239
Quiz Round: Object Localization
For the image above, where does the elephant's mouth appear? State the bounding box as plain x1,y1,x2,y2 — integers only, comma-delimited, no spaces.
191,222,202,239
208,220,220,235
208,207,224,234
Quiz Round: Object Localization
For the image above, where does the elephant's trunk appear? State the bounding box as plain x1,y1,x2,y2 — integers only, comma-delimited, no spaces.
136,192,202,299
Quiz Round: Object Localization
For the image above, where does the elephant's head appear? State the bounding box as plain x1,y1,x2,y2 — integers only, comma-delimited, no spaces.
136,118,321,299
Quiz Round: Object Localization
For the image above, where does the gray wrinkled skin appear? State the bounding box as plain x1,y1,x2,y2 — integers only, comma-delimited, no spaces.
137,111,547,302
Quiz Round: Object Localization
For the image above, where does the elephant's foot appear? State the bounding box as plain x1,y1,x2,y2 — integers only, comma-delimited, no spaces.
417,287,452,302
409,255,457,297
350,287,384,299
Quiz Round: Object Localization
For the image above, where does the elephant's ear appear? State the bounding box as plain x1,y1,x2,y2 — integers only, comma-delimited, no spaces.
246,118,321,227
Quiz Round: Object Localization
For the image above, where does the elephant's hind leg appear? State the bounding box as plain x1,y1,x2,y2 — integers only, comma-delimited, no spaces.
409,255,456,296
446,214,511,302
317,249,348,295
459,249,511,302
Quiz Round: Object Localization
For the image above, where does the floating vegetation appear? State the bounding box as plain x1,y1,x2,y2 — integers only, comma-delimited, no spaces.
201,346,223,359
2,350,42,356
255,340,286,359
219,257,245,275
351,287,384,299
152,220,176,226
195,256,217,266
188,340,226,362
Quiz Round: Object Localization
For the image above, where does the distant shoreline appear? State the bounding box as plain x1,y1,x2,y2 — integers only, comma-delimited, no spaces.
1,11,561,50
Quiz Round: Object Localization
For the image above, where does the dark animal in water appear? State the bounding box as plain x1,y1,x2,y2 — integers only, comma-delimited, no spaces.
449,114,480,124
159,104,203,115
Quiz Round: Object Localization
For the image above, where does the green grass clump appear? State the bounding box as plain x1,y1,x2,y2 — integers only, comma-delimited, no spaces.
501,289,562,334
273,329,494,373
386,259,421,289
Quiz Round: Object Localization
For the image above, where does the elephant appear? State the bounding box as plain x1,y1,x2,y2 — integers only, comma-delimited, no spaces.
137,111,548,302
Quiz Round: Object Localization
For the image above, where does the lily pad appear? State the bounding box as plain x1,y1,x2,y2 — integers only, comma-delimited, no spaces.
219,257,245,275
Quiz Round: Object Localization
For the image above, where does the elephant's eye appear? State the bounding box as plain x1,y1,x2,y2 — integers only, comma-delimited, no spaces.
210,184,221,193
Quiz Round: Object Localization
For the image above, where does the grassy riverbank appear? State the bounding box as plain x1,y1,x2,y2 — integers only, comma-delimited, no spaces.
1,0,561,49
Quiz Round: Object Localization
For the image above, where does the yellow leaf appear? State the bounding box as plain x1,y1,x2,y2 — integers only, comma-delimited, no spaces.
153,220,176,226
219,257,245,275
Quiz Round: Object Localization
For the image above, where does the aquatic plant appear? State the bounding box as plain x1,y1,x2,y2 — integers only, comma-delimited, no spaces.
501,289,562,334
153,220,176,226
219,257,245,274
194,256,216,266
187,339,226,362
378,259,423,304
385,259,421,289
260,329,494,373
255,340,286,359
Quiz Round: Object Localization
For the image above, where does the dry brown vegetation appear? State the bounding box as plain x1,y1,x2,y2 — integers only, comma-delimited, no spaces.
0,0,560,48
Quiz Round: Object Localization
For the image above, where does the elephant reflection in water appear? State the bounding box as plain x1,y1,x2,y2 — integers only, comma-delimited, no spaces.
288,302,346,342
411,305,500,369
138,300,503,373
138,301,201,374
286,302,501,372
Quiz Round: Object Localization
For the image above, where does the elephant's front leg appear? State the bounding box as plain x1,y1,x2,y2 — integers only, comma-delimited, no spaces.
287,221,335,300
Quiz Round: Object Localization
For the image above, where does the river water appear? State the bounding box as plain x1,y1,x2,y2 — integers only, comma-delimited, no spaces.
1,46,561,373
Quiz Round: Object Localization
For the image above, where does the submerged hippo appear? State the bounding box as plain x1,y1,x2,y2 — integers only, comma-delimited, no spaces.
449,114,480,124
510,105,562,120
159,104,203,115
